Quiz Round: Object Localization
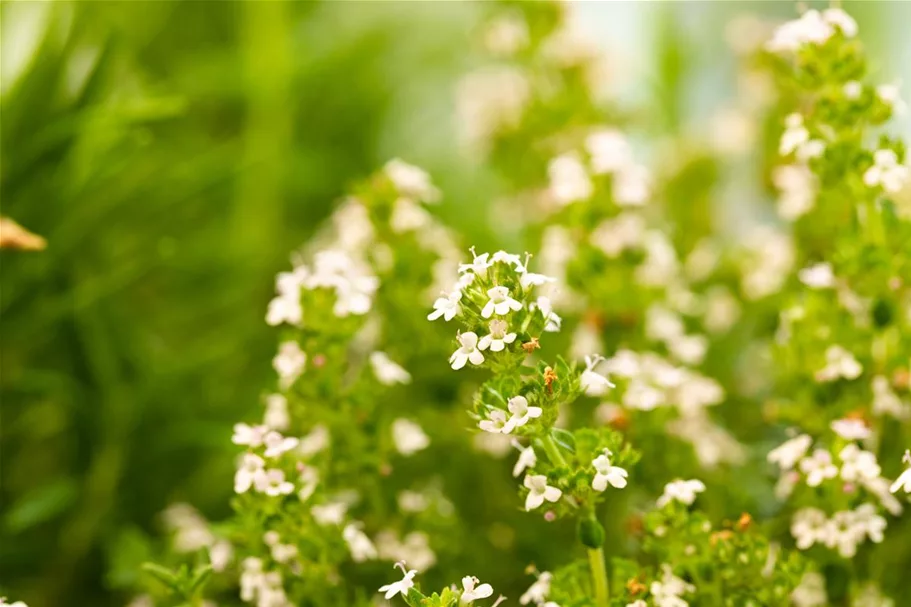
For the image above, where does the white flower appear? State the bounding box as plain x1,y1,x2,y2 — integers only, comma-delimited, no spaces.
299,425,330,457
343,523,378,562
428,290,462,322
534,296,562,332
548,153,593,205
478,409,513,434
506,395,542,430
524,474,562,511
839,444,881,482
234,453,266,493
650,564,695,607
266,267,307,326
891,450,911,494
766,10,834,53
592,451,629,491
877,82,907,115
800,449,838,487
482,286,523,318
791,507,827,550
392,419,430,456
590,212,646,258
460,576,494,603
385,158,440,203
872,376,911,419
297,466,319,502
767,434,812,470
478,319,517,352
627,602,648,607
232,423,267,447
311,501,348,526
378,562,418,600
853,503,886,543
821,510,861,557
773,164,817,220
657,479,705,508
799,262,835,288
580,355,615,396
520,271,555,290
613,164,650,206
263,431,299,458
260,469,294,496
815,345,862,382
586,129,631,174
370,352,411,385
391,197,432,233
273,341,306,388
831,418,871,441
450,332,485,370
779,113,809,156
459,250,492,277
844,80,863,100
822,8,858,36
484,15,529,56
490,250,525,270
519,572,552,605
511,439,537,477
863,149,909,194
791,572,827,607
263,394,289,431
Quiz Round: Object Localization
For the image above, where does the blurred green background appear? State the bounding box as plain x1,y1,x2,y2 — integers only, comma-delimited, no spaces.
1,2,909,606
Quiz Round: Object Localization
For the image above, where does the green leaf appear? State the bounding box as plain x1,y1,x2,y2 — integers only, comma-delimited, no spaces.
3,477,78,533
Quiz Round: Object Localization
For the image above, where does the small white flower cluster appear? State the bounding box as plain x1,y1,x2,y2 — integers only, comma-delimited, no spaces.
429,249,559,370
0,598,28,607
872,376,911,420
241,557,292,607
790,504,886,558
599,349,725,416
591,449,628,492
375,530,437,571
765,8,857,54
378,562,499,604
478,395,542,435
779,113,825,162
645,305,709,366
232,423,329,500
773,163,817,220
457,66,531,151
814,345,863,383
547,128,650,208
648,564,696,607
656,479,706,509
739,226,795,300
863,149,909,194
266,249,379,327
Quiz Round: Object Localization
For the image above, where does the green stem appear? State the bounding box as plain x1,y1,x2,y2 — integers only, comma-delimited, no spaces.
588,545,610,606
541,433,568,467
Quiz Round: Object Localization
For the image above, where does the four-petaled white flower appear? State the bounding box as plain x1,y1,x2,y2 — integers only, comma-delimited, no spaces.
891,450,911,494
592,450,629,491
511,439,537,477
478,409,513,434
234,453,266,493
800,449,838,487
450,332,485,370
232,423,267,447
520,271,555,290
657,479,706,508
343,523,378,562
385,158,440,203
478,319,517,352
260,469,295,496
507,395,542,429
791,507,828,550
370,352,412,385
460,576,494,603
273,341,307,387
459,251,492,277
378,561,418,600
482,286,523,318
767,434,812,470
815,345,862,382
428,290,462,322
548,153,593,206
831,418,871,441
839,444,881,482
263,431,299,458
863,149,909,193
580,355,615,396
798,262,835,289
524,474,562,511
391,418,430,456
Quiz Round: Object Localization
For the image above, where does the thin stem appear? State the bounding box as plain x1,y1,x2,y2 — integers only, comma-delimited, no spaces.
541,433,568,467
588,545,610,606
